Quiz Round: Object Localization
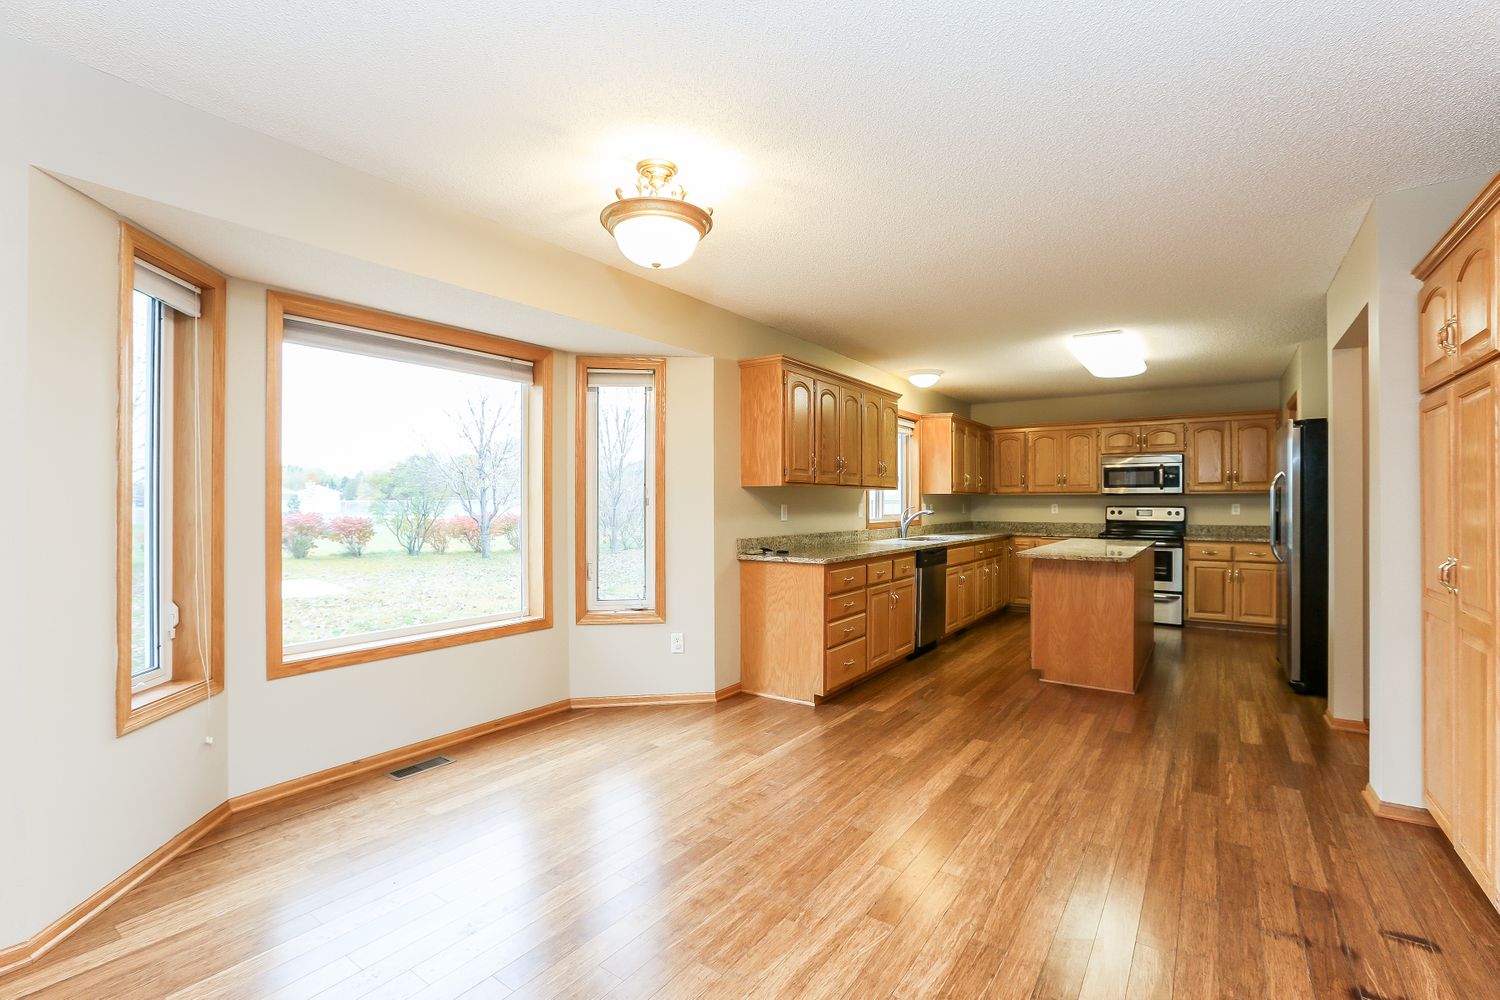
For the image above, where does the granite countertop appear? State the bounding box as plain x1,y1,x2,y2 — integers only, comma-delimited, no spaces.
736,530,1015,565
1016,538,1155,563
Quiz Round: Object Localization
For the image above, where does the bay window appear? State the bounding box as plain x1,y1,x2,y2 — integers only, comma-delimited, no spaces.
266,293,553,678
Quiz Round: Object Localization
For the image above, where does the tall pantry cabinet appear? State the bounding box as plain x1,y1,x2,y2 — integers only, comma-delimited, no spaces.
1416,172,1500,910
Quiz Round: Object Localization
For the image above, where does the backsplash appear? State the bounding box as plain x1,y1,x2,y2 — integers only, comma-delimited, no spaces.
737,516,1268,555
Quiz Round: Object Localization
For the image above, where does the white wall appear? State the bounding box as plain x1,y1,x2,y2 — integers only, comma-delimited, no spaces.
0,32,974,945
1323,175,1491,807
970,379,1284,427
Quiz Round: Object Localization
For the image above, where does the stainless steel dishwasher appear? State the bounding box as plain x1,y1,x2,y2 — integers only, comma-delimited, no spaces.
914,547,947,654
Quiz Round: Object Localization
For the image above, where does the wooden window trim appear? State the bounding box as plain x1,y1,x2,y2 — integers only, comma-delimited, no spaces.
116,224,227,736
265,291,554,679
574,356,667,625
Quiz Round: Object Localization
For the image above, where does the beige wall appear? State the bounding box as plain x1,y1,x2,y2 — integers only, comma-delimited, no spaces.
970,380,1283,427
1279,338,1330,419
0,33,975,944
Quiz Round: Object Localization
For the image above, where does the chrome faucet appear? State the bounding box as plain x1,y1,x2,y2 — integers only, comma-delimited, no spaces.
899,505,935,539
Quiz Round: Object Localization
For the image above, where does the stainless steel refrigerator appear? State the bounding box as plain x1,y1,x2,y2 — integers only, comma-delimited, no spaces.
1271,418,1329,694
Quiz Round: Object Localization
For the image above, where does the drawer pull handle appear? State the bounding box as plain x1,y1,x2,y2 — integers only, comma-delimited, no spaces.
843,659,855,668
843,601,855,609
844,625,855,633
843,575,854,583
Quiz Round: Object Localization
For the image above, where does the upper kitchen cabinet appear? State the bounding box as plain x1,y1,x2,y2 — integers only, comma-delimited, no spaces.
738,355,901,488
1415,174,1500,393
918,413,992,494
1186,414,1278,492
991,430,1027,493
1026,426,1097,492
1098,421,1186,455
860,393,900,489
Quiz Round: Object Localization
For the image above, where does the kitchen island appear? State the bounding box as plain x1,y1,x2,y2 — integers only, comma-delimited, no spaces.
1018,539,1156,693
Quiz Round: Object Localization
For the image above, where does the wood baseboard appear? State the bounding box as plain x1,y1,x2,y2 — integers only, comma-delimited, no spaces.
741,689,815,707
568,692,718,709
227,698,573,815
1362,784,1438,828
0,801,231,978
1325,711,1369,734
0,684,749,982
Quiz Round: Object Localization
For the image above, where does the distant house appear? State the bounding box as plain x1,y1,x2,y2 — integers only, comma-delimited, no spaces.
293,482,342,515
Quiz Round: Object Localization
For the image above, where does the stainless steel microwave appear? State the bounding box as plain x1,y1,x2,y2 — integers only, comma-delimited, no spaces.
1100,453,1185,494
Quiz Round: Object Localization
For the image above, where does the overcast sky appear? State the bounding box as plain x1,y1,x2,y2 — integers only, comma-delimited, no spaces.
281,343,525,478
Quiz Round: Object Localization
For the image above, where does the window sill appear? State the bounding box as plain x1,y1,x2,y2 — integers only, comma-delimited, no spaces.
270,614,552,679
866,518,898,529
576,610,666,626
119,677,217,737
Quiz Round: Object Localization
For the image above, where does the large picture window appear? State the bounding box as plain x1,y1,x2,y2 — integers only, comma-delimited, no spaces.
117,226,226,735
575,358,665,623
266,294,552,677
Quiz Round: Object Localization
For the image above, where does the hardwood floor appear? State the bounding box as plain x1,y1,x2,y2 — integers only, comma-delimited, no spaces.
6,613,1500,999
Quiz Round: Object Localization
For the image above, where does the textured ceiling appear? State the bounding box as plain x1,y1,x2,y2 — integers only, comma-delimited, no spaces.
6,1,1499,401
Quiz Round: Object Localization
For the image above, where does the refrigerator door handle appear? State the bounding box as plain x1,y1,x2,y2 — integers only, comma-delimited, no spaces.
1269,471,1287,563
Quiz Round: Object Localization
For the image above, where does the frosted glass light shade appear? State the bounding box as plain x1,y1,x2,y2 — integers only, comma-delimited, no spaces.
908,370,943,388
611,214,704,270
1068,331,1147,378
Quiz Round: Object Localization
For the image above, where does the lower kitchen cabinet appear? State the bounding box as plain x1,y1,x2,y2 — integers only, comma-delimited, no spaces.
1185,542,1278,627
740,552,917,704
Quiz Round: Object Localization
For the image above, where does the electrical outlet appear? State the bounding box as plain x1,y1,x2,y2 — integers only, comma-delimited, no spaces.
779,503,788,522
1050,503,1059,514
670,632,685,654
1232,503,1241,516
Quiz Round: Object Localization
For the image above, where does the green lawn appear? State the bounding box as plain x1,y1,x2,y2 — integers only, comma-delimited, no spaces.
282,528,645,645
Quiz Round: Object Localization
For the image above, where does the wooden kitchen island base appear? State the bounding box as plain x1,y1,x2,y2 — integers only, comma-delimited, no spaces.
1022,540,1155,694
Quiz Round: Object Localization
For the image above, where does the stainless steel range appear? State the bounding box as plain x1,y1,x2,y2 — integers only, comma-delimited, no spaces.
1099,505,1186,626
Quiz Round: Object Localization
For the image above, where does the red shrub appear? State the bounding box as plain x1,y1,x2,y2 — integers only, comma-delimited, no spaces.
281,513,327,559
328,515,375,556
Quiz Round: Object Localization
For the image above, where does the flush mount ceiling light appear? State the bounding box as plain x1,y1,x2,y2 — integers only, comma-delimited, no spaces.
1068,330,1147,379
600,159,714,270
907,370,943,388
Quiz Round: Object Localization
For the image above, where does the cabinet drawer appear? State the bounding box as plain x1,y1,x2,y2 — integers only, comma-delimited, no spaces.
865,559,895,585
1233,543,1274,563
825,637,867,690
1187,541,1231,561
892,555,916,580
826,590,866,621
826,613,867,648
825,563,867,595
948,544,976,564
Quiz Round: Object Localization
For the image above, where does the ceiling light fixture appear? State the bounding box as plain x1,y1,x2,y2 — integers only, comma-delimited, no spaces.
907,370,943,388
1068,330,1147,379
600,159,714,269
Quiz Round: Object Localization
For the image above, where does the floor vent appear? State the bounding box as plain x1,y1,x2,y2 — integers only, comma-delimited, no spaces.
388,755,454,780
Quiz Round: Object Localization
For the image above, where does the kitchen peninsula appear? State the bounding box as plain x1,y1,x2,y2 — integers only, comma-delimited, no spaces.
1019,539,1156,693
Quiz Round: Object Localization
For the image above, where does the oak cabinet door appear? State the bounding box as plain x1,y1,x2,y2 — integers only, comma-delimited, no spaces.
813,380,842,484
1141,422,1186,452
838,384,864,485
1454,627,1495,887
1421,390,1454,608
1454,224,1496,374
1009,541,1034,605
1424,597,1457,831
996,550,1011,608
784,369,816,483
860,394,882,488
1453,367,1496,640
1028,431,1062,492
945,566,963,633
1099,425,1141,455
1186,562,1233,621
1061,428,1098,492
1233,565,1277,625
878,397,901,488
1186,421,1230,492
867,581,893,670
1419,269,1455,393
992,431,1026,493
1230,418,1276,492
975,429,990,493
891,579,916,658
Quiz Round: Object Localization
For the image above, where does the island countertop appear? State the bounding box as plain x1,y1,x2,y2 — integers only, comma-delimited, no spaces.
1016,539,1154,563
